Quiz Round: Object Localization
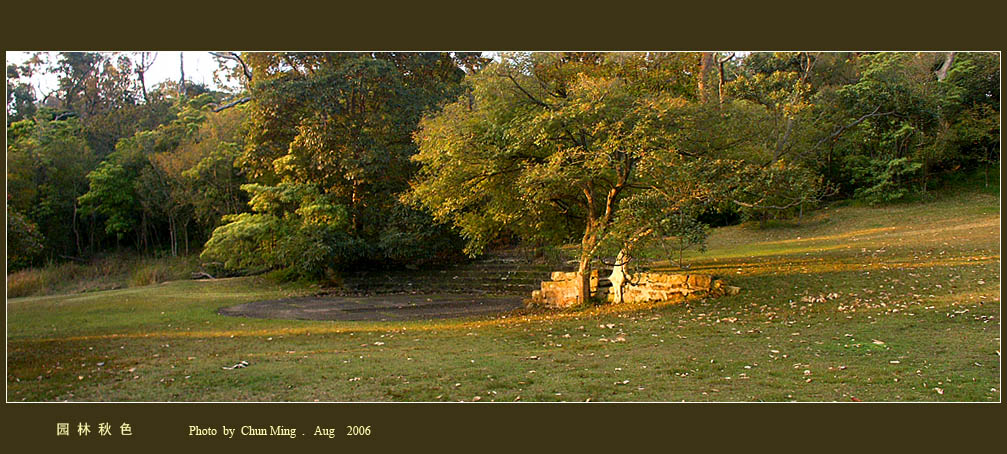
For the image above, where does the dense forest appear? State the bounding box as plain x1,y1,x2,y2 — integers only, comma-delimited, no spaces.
6,52,1000,293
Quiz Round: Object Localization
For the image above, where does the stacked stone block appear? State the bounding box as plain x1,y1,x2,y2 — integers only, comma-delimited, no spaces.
530,270,739,308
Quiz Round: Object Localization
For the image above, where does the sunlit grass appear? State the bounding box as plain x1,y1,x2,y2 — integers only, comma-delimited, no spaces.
6,191,1000,402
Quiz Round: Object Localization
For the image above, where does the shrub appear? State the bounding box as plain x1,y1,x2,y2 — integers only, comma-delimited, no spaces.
6,269,47,298
6,253,197,298
847,156,923,204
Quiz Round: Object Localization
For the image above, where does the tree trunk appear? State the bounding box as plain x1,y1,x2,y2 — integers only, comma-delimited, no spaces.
179,53,186,98
576,254,592,305
135,52,155,103
717,52,735,106
718,62,726,105
140,213,148,254
169,216,177,257
351,181,360,235
72,201,82,256
935,52,956,82
138,71,148,103
698,52,718,104
88,213,96,255
576,220,601,305
771,52,816,164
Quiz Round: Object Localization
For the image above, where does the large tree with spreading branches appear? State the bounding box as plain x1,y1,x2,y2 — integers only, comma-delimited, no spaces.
408,52,824,304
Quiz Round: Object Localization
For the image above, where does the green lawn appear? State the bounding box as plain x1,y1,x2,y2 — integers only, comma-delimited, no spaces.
6,191,1000,402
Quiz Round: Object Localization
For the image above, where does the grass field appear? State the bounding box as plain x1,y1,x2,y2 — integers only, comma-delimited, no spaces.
6,190,1000,402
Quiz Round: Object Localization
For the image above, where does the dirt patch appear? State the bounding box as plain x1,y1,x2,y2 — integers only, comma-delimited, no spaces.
218,294,525,321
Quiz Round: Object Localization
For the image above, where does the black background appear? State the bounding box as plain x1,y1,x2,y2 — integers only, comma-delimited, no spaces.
3,0,1004,450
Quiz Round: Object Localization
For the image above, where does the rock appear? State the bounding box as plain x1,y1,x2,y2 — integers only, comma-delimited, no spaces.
551,271,577,281
535,269,728,307
664,274,688,286
687,274,712,289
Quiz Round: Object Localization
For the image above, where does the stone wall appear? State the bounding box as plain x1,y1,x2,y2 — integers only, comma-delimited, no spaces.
530,271,600,308
529,270,739,308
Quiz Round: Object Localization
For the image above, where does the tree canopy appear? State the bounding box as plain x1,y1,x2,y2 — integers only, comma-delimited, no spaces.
408,52,827,303
200,52,487,278
6,51,999,295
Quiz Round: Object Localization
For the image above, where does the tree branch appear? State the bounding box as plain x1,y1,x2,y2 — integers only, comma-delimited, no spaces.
730,198,803,210
812,105,894,151
210,51,253,83
504,72,551,109
212,96,252,112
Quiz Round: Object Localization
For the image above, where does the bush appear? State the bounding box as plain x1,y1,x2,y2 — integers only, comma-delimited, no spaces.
6,269,46,298
130,258,192,287
200,182,466,279
6,253,197,298
6,206,45,271
846,156,923,204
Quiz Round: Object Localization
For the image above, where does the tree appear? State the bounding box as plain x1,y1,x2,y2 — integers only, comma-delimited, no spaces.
821,52,989,199
77,94,220,254
410,52,830,304
77,161,138,241
727,52,821,165
410,52,724,304
134,52,157,103
7,62,38,123
6,52,181,261
178,106,249,231
697,52,737,105
202,52,479,277
6,201,45,270
6,117,97,259
728,52,999,203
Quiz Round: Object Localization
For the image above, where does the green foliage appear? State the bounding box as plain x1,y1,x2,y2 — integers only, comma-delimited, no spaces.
662,208,709,267
6,63,37,123
6,117,97,259
200,183,354,278
728,52,1000,205
412,52,747,286
6,205,46,270
375,204,466,264
201,212,283,272
202,52,471,277
77,93,247,254
617,195,709,269
727,160,828,220
410,52,832,301
940,53,1000,170
77,162,138,238
178,107,248,229
844,156,923,204
6,51,1001,287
